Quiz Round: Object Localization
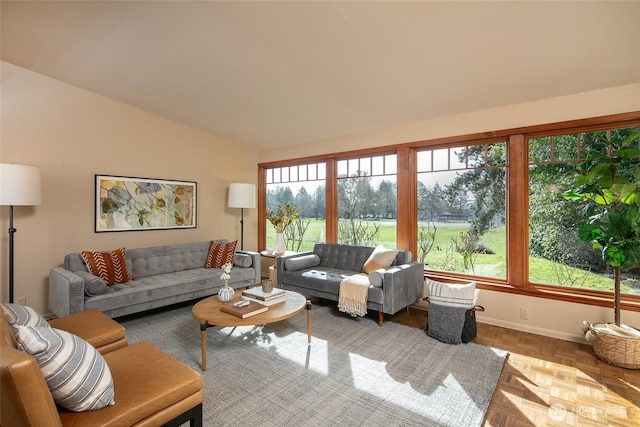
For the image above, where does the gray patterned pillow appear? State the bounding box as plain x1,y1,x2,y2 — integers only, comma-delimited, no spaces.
14,325,115,412
0,303,49,328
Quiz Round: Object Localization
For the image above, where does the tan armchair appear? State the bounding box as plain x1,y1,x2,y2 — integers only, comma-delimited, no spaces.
48,309,128,354
1,308,203,426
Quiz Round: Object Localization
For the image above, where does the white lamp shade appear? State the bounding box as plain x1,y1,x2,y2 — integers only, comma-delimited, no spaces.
228,183,255,209
0,163,42,206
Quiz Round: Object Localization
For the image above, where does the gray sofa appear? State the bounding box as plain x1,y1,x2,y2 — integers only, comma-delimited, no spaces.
277,243,423,325
49,241,260,318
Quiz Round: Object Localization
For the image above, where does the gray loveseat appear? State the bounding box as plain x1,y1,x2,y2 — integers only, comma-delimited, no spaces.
49,240,260,318
277,243,423,325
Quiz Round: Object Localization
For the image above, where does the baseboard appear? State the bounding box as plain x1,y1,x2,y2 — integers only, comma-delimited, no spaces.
477,314,589,344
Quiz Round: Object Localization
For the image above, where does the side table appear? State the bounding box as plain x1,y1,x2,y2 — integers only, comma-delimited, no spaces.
260,250,297,284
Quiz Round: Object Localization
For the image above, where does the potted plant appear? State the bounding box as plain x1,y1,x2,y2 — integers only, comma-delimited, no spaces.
265,204,298,254
563,132,640,368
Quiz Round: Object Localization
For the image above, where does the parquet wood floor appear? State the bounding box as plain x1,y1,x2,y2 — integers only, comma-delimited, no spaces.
388,307,640,426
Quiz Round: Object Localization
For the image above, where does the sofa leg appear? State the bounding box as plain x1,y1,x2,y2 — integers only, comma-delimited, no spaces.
378,311,384,327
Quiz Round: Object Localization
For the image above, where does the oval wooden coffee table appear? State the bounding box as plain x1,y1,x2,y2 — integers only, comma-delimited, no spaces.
192,289,311,371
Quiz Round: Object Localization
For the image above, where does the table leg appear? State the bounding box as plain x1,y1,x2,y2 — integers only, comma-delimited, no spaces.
306,300,312,343
200,324,208,371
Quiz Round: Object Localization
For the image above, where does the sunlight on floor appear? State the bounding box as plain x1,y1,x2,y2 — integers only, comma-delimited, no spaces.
348,352,476,419
274,331,330,375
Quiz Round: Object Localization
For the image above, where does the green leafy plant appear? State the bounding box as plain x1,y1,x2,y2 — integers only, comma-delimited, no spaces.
265,204,298,233
563,132,640,325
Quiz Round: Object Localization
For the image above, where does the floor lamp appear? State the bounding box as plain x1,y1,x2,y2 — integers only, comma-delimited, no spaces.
228,183,255,250
0,164,41,303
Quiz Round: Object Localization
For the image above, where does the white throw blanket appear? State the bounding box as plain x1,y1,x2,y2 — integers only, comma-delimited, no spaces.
338,273,370,317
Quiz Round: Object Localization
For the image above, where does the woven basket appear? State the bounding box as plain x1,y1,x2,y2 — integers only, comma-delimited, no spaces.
585,323,640,369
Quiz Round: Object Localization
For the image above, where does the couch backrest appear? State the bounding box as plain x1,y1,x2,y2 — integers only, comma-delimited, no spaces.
312,243,411,271
0,311,62,427
64,240,220,279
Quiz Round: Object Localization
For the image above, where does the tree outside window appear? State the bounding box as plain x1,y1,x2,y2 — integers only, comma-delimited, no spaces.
417,142,507,279
528,126,640,296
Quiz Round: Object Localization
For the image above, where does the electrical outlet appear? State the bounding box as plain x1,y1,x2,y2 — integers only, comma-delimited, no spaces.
17,297,27,306
521,308,529,320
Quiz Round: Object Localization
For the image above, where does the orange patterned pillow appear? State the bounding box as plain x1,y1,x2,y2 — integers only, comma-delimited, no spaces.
203,240,237,268
81,248,134,285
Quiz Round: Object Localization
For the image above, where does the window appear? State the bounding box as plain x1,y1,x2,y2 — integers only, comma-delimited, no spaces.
417,142,506,279
264,162,326,252
259,112,640,311
528,126,640,297
337,154,397,248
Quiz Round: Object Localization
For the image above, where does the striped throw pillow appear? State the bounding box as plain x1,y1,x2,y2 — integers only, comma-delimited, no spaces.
203,240,237,268
1,303,49,328
81,247,134,285
14,325,115,412
426,279,476,309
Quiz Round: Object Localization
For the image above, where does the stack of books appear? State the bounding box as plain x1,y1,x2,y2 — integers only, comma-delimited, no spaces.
241,287,287,306
220,301,268,318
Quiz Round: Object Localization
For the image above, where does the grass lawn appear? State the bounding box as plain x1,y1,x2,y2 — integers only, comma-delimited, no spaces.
421,224,506,279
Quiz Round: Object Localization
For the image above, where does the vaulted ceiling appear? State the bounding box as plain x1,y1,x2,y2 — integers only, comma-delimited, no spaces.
2,1,639,150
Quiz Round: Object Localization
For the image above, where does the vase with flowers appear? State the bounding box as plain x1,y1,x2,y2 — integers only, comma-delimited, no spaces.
265,204,298,254
217,262,235,302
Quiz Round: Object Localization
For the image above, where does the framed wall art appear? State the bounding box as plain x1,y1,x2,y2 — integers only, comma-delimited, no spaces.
95,174,197,232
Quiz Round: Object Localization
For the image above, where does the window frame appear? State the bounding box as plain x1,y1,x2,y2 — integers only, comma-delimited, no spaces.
258,111,640,312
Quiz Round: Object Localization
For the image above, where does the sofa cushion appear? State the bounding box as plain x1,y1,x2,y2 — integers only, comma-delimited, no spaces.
313,243,374,271
363,245,399,274
48,310,127,354
204,240,237,268
233,252,253,268
14,325,115,412
285,254,321,271
0,303,49,328
58,342,204,426
284,268,384,305
81,248,134,285
74,270,108,296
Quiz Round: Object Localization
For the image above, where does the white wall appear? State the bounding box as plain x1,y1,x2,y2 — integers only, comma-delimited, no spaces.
476,290,640,343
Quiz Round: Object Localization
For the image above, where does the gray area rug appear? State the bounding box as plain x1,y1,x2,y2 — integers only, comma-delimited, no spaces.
119,300,508,426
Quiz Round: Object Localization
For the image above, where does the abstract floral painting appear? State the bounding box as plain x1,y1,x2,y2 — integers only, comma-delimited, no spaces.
95,175,196,232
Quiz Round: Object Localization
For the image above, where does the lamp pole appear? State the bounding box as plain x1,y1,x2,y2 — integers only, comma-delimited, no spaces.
8,206,16,303
239,207,245,250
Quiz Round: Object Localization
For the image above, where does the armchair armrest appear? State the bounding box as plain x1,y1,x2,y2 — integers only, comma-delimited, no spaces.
380,261,424,315
48,268,86,317
237,250,261,283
